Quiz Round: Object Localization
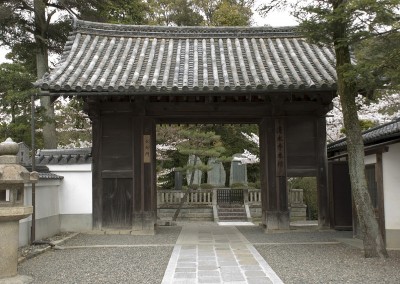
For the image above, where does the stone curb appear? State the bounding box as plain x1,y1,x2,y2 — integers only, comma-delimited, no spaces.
18,232,80,264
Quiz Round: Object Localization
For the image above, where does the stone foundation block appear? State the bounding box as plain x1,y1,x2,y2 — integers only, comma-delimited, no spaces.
262,210,290,230
131,211,156,235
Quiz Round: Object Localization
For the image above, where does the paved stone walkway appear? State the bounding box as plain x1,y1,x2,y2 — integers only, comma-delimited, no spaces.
162,223,283,284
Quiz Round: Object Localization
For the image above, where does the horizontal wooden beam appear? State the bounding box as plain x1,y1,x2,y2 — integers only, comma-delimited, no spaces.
101,170,133,178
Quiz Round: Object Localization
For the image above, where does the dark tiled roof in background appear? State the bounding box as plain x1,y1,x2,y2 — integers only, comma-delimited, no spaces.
24,165,64,180
35,19,338,94
327,118,400,153
38,172,64,180
36,148,92,165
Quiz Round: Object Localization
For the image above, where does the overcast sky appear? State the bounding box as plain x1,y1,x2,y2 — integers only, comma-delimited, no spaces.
0,46,10,63
0,4,297,64
253,0,298,27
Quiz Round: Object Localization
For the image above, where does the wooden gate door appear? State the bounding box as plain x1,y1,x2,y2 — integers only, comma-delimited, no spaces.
365,165,378,215
328,160,385,239
100,113,133,229
102,178,132,228
328,161,353,230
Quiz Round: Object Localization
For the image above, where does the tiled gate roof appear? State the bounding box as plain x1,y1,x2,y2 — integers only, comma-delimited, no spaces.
35,19,338,95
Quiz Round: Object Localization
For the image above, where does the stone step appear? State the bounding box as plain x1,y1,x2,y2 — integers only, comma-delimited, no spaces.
218,216,248,221
218,208,245,213
218,212,247,217
218,211,246,215
218,204,243,208
217,206,247,221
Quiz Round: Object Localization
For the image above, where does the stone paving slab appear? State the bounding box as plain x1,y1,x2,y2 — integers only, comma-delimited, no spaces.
162,223,283,284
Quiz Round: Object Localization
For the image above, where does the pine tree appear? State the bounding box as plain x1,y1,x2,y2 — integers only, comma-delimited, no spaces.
259,0,400,258
0,62,43,146
172,128,228,221
0,0,149,148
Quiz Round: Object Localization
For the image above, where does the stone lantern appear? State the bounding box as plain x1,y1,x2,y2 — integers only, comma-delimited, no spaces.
0,138,38,282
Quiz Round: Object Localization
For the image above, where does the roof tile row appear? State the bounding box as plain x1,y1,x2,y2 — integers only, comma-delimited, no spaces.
36,19,338,94
328,118,400,152
36,148,92,165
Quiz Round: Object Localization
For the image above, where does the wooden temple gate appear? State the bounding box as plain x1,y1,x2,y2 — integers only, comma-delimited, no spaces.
36,19,337,233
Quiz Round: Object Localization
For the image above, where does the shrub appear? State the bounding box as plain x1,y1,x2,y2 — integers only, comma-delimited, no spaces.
188,184,199,190
200,183,214,189
230,183,247,189
247,182,256,188
247,181,261,189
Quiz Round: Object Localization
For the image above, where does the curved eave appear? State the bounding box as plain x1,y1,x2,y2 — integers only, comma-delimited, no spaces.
38,86,338,97
35,19,338,97
328,118,400,153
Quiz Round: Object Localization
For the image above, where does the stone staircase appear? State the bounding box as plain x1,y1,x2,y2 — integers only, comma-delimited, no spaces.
217,205,248,221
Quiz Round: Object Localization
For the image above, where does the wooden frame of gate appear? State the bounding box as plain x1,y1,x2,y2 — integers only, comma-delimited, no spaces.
85,93,332,232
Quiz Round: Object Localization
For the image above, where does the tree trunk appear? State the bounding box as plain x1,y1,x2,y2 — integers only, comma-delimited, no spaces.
333,5,388,258
34,0,57,149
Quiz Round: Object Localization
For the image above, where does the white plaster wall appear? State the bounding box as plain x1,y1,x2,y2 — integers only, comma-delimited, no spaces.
364,154,376,165
21,180,61,222
47,164,92,214
19,179,62,245
382,143,400,230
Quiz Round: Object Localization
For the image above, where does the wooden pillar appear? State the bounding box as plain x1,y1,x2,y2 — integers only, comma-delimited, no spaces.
259,117,290,230
316,117,330,229
132,109,157,234
88,103,102,230
376,152,386,243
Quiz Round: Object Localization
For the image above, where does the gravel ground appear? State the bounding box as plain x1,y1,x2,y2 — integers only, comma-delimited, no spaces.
17,224,400,284
64,226,181,246
238,226,400,284
237,226,353,243
18,226,182,284
18,232,75,259
18,247,173,284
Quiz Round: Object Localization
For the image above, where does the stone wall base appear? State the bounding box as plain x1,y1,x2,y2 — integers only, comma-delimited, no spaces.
250,206,307,223
60,214,92,232
19,215,60,246
36,215,60,240
262,210,290,230
249,207,262,221
132,211,156,234
19,214,93,246
386,229,400,250
158,207,213,221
